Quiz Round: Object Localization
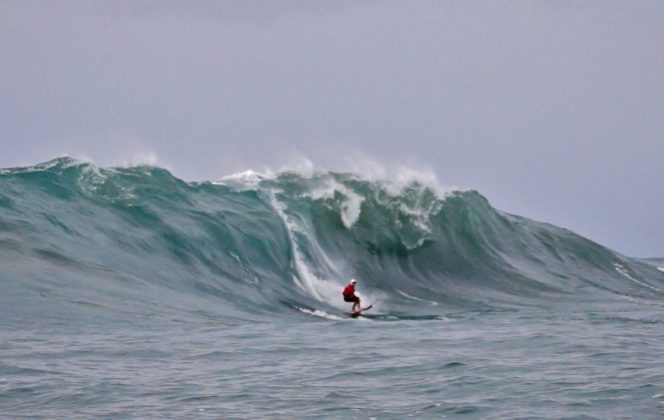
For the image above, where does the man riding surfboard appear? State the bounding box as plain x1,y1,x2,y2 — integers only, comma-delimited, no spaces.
342,279,361,313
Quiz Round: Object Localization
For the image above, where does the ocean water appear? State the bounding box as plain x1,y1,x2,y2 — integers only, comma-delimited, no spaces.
1,158,664,418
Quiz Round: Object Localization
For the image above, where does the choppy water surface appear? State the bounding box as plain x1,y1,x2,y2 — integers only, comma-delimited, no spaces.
2,158,664,418
3,309,664,419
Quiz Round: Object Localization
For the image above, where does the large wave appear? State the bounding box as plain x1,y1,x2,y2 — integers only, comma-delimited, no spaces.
1,158,662,323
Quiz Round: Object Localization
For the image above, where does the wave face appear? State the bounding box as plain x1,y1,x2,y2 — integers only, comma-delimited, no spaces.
1,158,663,323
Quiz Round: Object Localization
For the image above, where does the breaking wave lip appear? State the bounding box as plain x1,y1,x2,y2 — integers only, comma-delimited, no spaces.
2,157,664,324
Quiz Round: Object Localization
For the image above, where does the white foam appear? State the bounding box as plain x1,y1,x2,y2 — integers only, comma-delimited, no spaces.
215,169,272,188
76,162,107,193
614,263,662,292
397,200,442,234
339,195,363,227
70,151,173,174
215,155,460,199
297,307,345,320
13,156,83,172
267,190,330,301
26,152,167,173
396,289,438,305
339,155,461,198
218,159,451,233
658,267,664,273
304,177,365,228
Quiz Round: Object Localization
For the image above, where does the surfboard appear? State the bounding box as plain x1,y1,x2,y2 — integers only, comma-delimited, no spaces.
351,305,373,318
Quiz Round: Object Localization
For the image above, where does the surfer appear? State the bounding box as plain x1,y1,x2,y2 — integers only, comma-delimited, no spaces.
342,279,361,313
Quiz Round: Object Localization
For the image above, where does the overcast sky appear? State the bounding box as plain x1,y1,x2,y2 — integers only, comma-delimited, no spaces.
1,1,663,257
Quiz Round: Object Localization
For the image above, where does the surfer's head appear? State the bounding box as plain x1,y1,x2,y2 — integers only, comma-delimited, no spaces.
350,279,357,285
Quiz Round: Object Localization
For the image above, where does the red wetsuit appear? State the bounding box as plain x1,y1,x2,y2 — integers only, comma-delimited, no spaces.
343,284,359,303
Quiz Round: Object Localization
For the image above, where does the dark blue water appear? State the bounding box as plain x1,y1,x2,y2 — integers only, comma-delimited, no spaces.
2,158,664,418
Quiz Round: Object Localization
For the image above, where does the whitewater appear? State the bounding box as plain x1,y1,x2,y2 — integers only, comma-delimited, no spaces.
1,157,664,418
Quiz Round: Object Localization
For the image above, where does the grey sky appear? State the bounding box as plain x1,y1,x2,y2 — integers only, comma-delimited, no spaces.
2,1,663,257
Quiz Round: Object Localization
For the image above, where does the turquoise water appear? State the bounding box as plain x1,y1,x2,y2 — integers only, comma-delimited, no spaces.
1,158,664,418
